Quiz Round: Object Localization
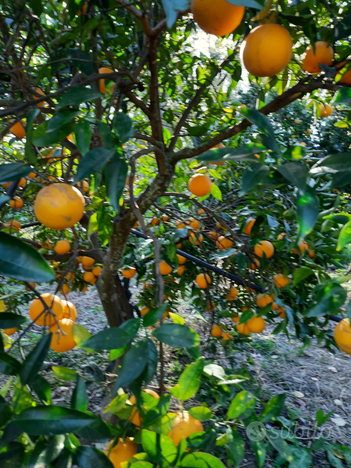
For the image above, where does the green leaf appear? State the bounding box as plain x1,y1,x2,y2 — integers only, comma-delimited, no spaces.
337,220,351,251
80,328,133,350
180,452,226,468
32,120,73,147
276,162,307,191
52,366,78,381
305,283,347,317
47,109,80,133
250,439,267,468
239,309,254,325
145,338,158,385
13,406,95,435
210,184,222,201
293,267,314,286
281,146,306,160
0,441,25,466
29,0,43,15
152,324,199,348
334,87,351,105
31,375,52,404
227,391,256,420
97,121,118,149
25,108,40,164
114,340,149,393
241,108,279,153
113,113,134,142
29,435,65,467
332,170,351,188
316,409,333,427
103,154,128,214
56,87,102,110
71,376,87,412
227,0,264,7
266,430,292,461
310,153,351,174
196,143,266,163
76,446,114,468
143,304,168,327
76,413,113,442
103,394,129,415
203,364,226,380
297,188,319,242
259,394,286,423
227,428,245,468
20,333,52,386
75,119,92,156
240,163,270,195
170,358,204,401
0,233,55,282
142,430,158,462
188,406,213,422
144,412,177,435
73,324,92,350
0,352,21,375
0,313,26,329
0,163,31,184
74,148,115,183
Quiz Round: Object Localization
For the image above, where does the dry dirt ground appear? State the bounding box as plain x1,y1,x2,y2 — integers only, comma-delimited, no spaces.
1,284,350,466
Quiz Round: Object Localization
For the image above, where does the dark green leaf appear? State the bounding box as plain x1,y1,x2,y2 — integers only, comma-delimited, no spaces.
227,0,264,7
276,162,307,191
24,109,40,164
241,108,279,153
0,441,25,467
47,109,80,133
0,353,21,375
52,366,78,381
52,48,94,76
0,313,26,329
227,429,245,468
180,452,226,468
76,446,114,468
250,439,266,468
31,374,52,404
30,435,65,467
76,414,112,442
75,119,92,156
332,170,351,188
293,267,314,286
188,406,213,422
240,163,270,195
97,121,117,149
80,328,133,350
29,0,43,16
297,189,319,242
0,163,31,184
114,340,149,393
152,324,199,348
144,413,177,435
259,394,286,423
145,338,158,385
143,304,168,327
281,146,306,160
113,113,134,142
119,318,141,338
20,333,52,386
13,406,95,435
32,120,73,147
170,358,204,401
0,233,55,282
316,409,333,427
227,391,256,420
103,154,128,214
310,153,351,174
56,87,102,110
239,309,254,325
334,87,351,105
71,376,87,412
196,143,266,163
74,148,115,183
305,283,347,317
266,430,292,461
142,430,158,462
337,220,351,251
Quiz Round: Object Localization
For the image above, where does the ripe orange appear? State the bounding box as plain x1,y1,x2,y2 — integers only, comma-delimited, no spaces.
65,272,76,283
54,240,71,255
3,220,21,232
209,143,225,165
77,180,89,193
244,218,255,235
243,24,293,77
277,306,286,319
247,316,265,333
82,256,95,268
62,300,77,321
273,274,290,289
140,307,150,317
168,411,204,445
60,284,70,295
319,103,333,117
302,41,333,74
231,315,239,323
308,247,315,258
211,324,222,337
254,240,274,258
340,69,351,85
188,174,212,197
92,266,102,277
190,0,244,37
3,327,17,336
198,208,205,215
227,286,239,301
208,231,220,240
189,232,203,245
99,67,115,94
29,293,63,326
196,273,211,289
292,240,309,255
79,284,88,293
249,258,260,270
236,323,251,335
160,261,172,276
189,218,201,230
34,184,85,231
177,265,186,276
10,121,26,139
18,178,27,187
177,254,187,265
83,272,96,285
25,282,36,291
256,293,274,308
277,233,286,240
129,389,159,427
151,217,160,226
49,318,77,352
176,220,187,229
177,243,182,249
334,319,351,354
143,281,153,290
122,266,136,279
105,438,137,466
216,236,233,250
161,215,169,222
32,87,45,107
206,301,215,312
9,196,23,209
221,331,233,343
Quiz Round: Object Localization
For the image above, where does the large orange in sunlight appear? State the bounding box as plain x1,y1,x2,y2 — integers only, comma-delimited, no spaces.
191,0,244,37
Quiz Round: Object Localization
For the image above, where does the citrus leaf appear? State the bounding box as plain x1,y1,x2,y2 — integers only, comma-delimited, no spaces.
143,305,168,328
170,358,204,401
196,143,266,163
75,119,92,156
74,148,115,183
52,366,78,381
113,113,134,142
227,391,256,420
76,446,114,468
152,324,199,348
188,406,213,422
32,120,73,147
0,163,31,184
114,340,149,393
297,188,319,242
80,328,133,350
180,452,226,468
0,313,26,329
276,162,307,191
71,376,87,412
259,394,286,423
293,267,314,286
0,352,21,375
56,87,102,110
103,154,128,214
0,233,55,282
227,429,245,468
20,333,52,386
337,220,351,251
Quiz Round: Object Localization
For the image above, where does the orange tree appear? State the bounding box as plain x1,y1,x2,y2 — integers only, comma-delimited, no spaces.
1,0,351,466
